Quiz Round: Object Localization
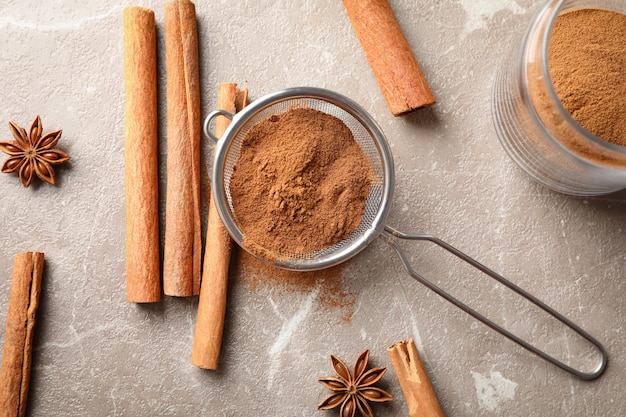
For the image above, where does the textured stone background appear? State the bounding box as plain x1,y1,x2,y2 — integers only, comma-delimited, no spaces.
0,0,625,416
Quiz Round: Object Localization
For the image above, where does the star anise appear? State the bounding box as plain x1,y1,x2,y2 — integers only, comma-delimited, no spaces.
318,350,393,417
0,116,70,187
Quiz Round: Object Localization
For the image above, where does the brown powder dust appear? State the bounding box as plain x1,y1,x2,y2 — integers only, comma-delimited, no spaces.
229,107,373,258
548,8,626,147
233,249,357,323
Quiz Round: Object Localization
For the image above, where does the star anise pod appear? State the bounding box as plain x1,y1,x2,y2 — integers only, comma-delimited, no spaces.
318,350,393,417
0,116,70,187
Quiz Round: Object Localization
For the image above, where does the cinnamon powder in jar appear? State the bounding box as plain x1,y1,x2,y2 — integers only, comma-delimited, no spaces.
229,107,373,259
548,8,626,148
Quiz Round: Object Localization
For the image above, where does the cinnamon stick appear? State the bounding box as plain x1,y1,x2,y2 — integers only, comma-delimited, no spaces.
163,0,203,297
387,339,444,417
192,82,248,370
123,6,161,303
0,252,44,417
342,0,435,116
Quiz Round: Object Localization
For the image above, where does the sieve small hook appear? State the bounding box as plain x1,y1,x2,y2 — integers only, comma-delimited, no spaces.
380,225,608,381
203,110,234,143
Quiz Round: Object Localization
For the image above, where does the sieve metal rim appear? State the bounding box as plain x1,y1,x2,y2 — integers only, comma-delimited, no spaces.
207,87,395,271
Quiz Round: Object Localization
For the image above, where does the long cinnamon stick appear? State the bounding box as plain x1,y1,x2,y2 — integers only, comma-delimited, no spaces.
123,6,161,303
387,339,444,417
163,0,203,297
342,0,435,116
0,252,44,417
192,82,248,370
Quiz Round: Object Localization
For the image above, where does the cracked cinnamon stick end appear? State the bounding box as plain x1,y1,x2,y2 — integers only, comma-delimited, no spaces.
343,0,435,116
387,339,444,417
123,6,161,303
0,252,44,417
235,88,249,113
163,0,203,297
192,82,248,370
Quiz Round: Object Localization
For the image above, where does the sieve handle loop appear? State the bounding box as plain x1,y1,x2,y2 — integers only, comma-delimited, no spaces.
380,225,608,381
203,110,234,143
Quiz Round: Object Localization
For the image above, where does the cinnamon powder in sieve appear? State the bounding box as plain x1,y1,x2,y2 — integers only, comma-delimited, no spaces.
548,8,626,147
229,107,373,258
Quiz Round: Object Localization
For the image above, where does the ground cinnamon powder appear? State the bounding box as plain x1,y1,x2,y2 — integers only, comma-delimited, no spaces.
229,107,373,258
233,250,357,323
548,8,626,147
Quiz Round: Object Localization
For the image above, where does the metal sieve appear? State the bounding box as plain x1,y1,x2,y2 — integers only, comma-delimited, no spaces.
204,87,607,380
205,87,392,270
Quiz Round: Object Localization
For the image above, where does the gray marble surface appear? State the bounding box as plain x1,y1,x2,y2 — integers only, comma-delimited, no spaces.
0,0,625,416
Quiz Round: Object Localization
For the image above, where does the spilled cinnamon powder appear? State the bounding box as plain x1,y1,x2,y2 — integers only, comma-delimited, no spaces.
233,249,357,322
229,107,373,259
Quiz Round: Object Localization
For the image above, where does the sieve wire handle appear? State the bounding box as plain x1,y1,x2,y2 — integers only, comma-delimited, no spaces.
380,225,608,381
203,109,234,143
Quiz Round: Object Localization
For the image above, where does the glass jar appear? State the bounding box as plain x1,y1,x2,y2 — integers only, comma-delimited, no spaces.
492,0,626,196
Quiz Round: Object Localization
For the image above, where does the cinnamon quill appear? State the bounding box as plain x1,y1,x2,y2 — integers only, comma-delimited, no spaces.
192,82,248,370
123,6,161,303
342,0,435,116
0,252,44,417
163,0,203,297
387,339,444,417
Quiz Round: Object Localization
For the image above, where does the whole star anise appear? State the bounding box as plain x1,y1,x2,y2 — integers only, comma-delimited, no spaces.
0,116,70,187
318,350,393,417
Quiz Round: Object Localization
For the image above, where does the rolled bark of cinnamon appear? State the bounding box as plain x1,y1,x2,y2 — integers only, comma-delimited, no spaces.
342,0,435,116
123,6,161,303
192,83,248,370
387,339,444,417
163,0,203,297
0,252,44,417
